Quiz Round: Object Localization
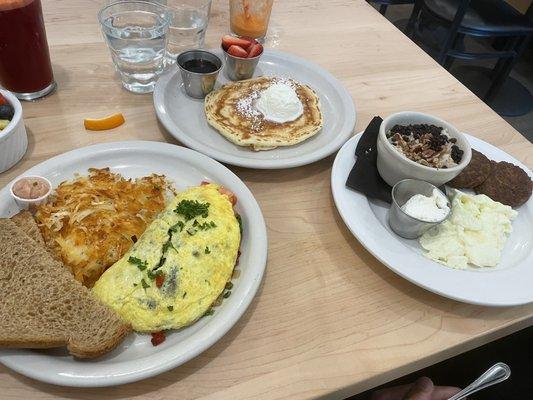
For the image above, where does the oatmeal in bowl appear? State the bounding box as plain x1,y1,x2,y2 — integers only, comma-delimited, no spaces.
377,112,471,187
386,123,464,169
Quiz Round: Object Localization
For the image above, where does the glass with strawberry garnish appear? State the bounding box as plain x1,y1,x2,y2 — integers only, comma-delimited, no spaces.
229,0,273,42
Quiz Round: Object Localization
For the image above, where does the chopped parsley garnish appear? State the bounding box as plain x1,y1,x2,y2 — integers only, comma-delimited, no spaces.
169,221,185,233
236,214,243,234
167,305,174,311
205,246,211,254
182,292,187,298
225,281,233,290
133,283,138,287
187,227,198,236
141,279,150,289
129,256,148,271
192,220,217,231
223,291,231,298
162,240,175,254
204,308,214,316
147,269,164,280
174,199,210,220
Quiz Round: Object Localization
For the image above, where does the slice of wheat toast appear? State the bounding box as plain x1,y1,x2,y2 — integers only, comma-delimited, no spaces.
0,219,131,358
10,210,45,245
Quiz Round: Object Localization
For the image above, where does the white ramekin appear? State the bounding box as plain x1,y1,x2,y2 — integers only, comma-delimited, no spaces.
9,175,52,209
0,89,28,173
377,111,472,187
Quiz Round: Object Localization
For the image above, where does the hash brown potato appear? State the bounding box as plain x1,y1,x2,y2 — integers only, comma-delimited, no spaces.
35,168,172,287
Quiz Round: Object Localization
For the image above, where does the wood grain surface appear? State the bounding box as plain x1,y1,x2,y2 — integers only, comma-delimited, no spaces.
1,0,532,399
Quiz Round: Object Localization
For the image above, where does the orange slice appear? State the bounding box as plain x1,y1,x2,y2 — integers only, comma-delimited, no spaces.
84,113,125,131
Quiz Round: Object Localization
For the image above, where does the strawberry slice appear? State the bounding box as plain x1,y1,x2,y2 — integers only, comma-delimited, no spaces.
244,40,257,53
247,43,263,58
222,35,253,51
227,45,248,58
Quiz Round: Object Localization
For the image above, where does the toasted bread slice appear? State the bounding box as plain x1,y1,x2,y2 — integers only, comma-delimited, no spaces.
0,219,131,358
10,210,45,245
10,210,61,262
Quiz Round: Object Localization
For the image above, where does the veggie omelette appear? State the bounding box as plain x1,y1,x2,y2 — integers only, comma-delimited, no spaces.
93,183,241,332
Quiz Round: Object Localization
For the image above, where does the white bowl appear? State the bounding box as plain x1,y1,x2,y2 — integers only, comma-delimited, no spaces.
0,89,28,173
377,111,471,187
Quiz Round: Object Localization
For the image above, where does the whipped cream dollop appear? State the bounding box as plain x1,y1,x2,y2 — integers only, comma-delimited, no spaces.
255,83,303,123
401,188,450,222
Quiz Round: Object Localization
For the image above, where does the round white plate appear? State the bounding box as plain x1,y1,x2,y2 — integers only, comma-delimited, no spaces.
332,133,533,306
154,49,356,169
0,141,268,387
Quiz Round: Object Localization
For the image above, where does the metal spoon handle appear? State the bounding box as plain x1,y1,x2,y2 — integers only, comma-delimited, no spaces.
447,362,511,400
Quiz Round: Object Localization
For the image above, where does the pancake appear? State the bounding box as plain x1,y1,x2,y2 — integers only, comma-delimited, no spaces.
205,76,323,151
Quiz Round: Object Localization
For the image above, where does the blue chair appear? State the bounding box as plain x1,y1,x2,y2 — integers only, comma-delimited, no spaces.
367,0,414,16
406,0,533,102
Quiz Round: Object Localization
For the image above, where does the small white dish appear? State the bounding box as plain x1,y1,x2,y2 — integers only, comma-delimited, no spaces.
9,175,52,209
332,132,532,307
377,111,471,187
0,141,268,387
0,89,28,173
154,49,356,169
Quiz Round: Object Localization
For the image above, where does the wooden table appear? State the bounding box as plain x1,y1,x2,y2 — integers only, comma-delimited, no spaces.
1,1,532,399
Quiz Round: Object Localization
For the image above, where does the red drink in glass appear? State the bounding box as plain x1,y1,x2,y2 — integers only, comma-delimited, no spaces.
0,0,56,100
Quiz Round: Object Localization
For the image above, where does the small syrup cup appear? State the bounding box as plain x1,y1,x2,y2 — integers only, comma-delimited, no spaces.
177,50,222,99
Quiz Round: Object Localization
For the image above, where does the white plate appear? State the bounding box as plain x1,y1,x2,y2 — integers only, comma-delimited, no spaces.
154,49,356,169
331,133,533,306
0,141,268,387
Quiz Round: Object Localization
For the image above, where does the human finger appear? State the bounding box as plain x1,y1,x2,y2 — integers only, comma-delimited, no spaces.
430,386,462,400
403,377,434,400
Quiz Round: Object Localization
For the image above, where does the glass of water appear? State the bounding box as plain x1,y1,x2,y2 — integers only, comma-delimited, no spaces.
98,1,171,93
161,0,212,64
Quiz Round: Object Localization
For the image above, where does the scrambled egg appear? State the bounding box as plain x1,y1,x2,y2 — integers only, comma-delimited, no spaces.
92,184,241,332
420,190,517,269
